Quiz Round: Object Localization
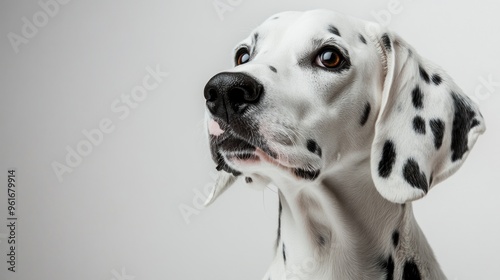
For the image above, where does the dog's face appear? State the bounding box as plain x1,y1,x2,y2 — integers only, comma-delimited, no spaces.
203,10,485,205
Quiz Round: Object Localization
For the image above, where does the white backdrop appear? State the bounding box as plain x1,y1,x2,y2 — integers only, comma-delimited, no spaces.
0,0,499,279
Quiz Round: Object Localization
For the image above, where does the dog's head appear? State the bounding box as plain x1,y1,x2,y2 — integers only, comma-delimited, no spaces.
203,10,485,205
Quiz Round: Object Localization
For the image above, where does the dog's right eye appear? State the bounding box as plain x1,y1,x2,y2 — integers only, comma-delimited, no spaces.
316,48,343,69
236,49,250,65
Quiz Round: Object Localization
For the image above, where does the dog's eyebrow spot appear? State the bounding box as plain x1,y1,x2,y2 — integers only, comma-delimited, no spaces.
412,116,426,135
411,85,424,109
419,65,430,84
253,32,259,48
392,230,400,247
402,260,422,280
431,73,442,85
306,139,322,157
429,119,445,149
359,34,367,44
378,140,396,178
381,33,392,51
245,177,253,183
403,158,429,193
360,102,371,126
269,65,277,73
328,25,341,37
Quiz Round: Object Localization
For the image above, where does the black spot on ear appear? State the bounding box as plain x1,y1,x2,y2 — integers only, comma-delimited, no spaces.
328,25,341,37
403,159,428,193
269,65,277,73
379,255,394,280
471,118,480,128
411,86,424,109
306,139,322,157
419,65,430,84
431,74,442,85
451,92,478,162
392,230,400,248
429,119,445,149
294,168,320,180
359,34,367,44
378,140,396,178
381,33,392,51
245,177,252,183
412,116,426,134
402,260,421,280
360,102,371,126
282,243,287,263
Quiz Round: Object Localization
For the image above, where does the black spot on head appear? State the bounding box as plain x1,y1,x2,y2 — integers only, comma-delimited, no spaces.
379,255,394,280
306,139,322,157
411,86,424,109
282,243,286,263
429,119,445,149
253,32,259,48
378,140,396,178
272,16,279,20
381,33,392,51
412,116,426,134
402,260,421,280
431,74,442,85
294,168,320,180
408,48,413,57
317,234,326,247
403,159,428,193
392,231,400,248
245,177,252,183
359,34,367,44
269,65,277,73
419,65,430,84
328,25,341,37
451,92,477,161
360,102,371,126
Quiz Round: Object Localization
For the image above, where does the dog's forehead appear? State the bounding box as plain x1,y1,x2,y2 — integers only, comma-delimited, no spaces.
244,10,365,48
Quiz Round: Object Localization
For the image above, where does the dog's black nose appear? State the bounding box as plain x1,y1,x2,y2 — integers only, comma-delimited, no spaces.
204,72,263,123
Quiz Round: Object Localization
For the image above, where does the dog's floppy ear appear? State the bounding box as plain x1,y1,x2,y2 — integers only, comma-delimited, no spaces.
367,30,486,204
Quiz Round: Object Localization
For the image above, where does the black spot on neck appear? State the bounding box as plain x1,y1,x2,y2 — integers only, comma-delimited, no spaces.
379,255,394,280
403,158,428,193
359,34,367,44
451,92,477,162
412,116,426,134
392,230,400,248
269,65,277,73
402,260,421,280
431,74,442,85
381,33,392,51
419,65,430,84
306,139,322,157
429,119,445,149
328,25,341,37
411,86,424,109
360,102,371,126
378,140,396,178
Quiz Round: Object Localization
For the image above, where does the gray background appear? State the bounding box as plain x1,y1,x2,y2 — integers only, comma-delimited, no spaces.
0,0,499,279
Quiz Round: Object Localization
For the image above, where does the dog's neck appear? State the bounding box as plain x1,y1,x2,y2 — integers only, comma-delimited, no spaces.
267,155,446,279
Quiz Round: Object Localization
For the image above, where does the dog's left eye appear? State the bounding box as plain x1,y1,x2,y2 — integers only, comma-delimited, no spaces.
316,48,343,68
236,49,250,65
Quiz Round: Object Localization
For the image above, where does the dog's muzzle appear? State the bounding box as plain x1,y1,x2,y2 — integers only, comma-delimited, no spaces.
204,72,263,124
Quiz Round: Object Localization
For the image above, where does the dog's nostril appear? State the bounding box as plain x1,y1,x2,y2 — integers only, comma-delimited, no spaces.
205,88,218,102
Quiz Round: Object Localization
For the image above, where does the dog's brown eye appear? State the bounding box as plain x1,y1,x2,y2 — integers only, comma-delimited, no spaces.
316,48,342,68
236,49,250,65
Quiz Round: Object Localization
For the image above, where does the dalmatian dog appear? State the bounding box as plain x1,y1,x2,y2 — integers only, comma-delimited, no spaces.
202,10,485,280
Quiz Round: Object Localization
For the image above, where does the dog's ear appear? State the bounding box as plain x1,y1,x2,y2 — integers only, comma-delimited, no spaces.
367,29,486,204
204,171,238,206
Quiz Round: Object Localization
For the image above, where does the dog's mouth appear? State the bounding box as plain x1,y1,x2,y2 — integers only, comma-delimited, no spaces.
209,119,320,180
